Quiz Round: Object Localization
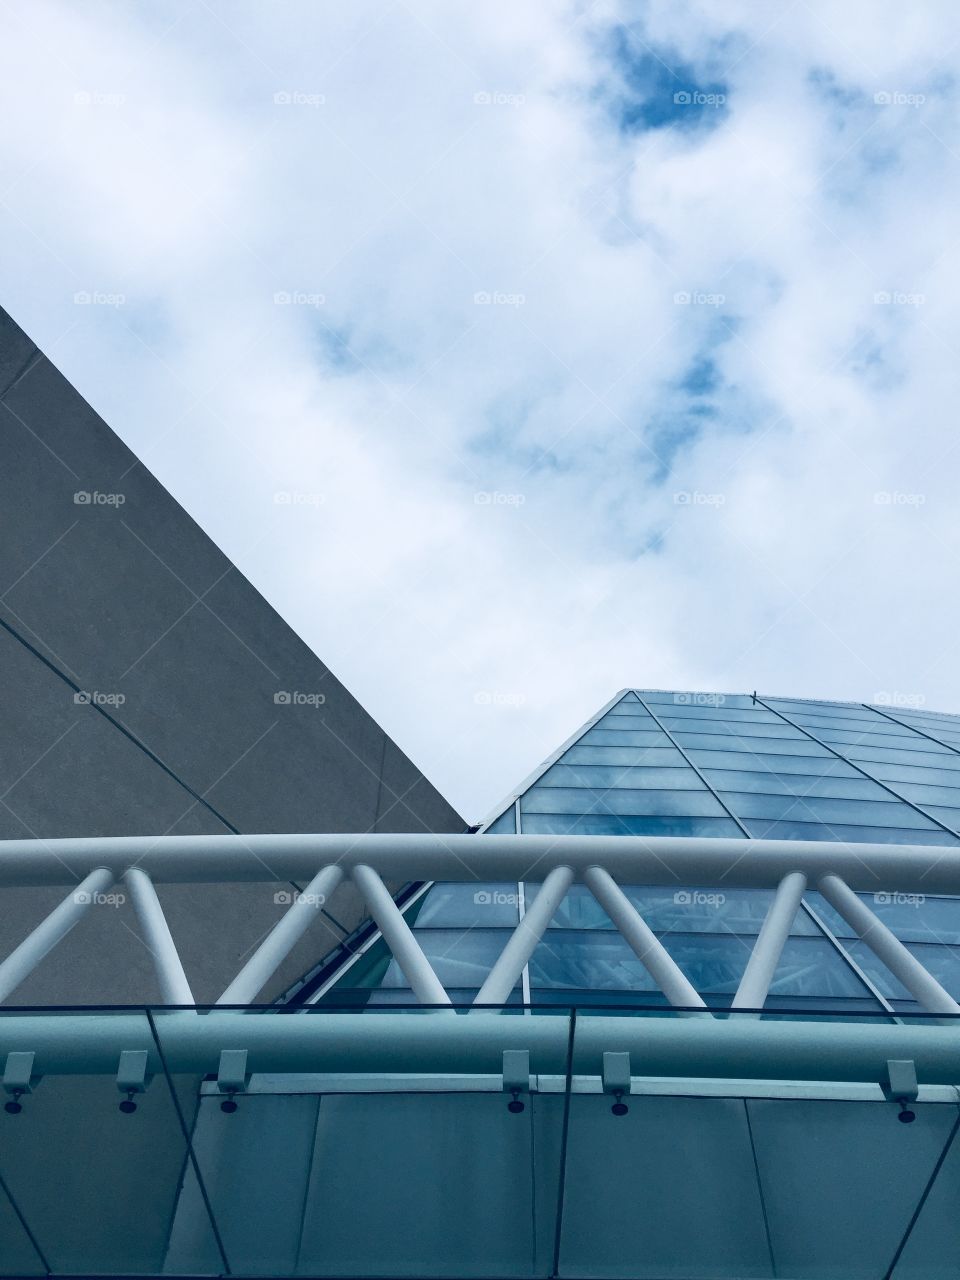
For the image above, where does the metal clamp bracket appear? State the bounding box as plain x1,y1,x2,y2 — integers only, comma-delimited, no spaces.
116,1049,152,1113
502,1049,530,1113
882,1058,919,1123
603,1050,631,1115
3,1051,39,1113
217,1049,250,1112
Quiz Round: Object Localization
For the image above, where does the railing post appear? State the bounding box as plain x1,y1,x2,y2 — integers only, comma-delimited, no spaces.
218,865,344,1004
818,873,960,1018
474,865,575,1007
732,871,807,1011
583,866,707,1010
123,868,194,1006
352,865,451,1006
0,868,115,1003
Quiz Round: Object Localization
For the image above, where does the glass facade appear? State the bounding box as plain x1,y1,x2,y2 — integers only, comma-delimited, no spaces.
318,691,960,1015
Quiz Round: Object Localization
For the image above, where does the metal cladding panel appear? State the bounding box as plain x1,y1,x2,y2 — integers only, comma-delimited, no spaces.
0,303,462,1005
558,1094,770,1277
893,1117,960,1278
165,1093,321,1275
747,1097,958,1279
0,1068,958,1276
297,1092,557,1276
0,1192,44,1275
0,1066,204,1274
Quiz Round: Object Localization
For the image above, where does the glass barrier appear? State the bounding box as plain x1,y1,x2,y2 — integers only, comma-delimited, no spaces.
0,1002,957,1277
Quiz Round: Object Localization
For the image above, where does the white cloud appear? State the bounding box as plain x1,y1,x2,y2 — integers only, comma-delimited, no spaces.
1,0,960,818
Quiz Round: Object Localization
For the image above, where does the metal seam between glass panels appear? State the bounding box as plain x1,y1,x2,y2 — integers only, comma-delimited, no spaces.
634,693,753,836
755,696,960,841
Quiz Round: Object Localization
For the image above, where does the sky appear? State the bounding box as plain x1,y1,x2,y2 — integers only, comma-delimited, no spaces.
2,0,960,822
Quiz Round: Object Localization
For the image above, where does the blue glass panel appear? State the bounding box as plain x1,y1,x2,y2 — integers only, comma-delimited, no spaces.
911,728,960,746
786,713,914,736
873,707,960,727
901,730,960,747
657,934,751,994
765,698,868,717
648,703,782,723
624,885,819,935
564,744,697,767
816,728,950,753
719,792,936,828
687,749,858,774
742,819,957,844
701,769,890,800
594,714,659,733
521,786,728,817
367,988,523,1006
524,883,819,935
904,942,960,997
863,761,960,786
658,717,802,739
413,883,519,927
878,779,960,806
638,690,759,710
519,813,744,837
577,729,673,749
605,693,643,713
525,883,615,929
527,989,673,1009
381,930,513,988
846,745,960,769
915,806,960,831
528,930,659,990
687,738,832,760
788,711,916,732
767,937,873,998
840,939,912,1000
758,997,887,1017
484,807,516,833
861,893,960,944
803,893,853,939
671,732,810,753
538,764,706,790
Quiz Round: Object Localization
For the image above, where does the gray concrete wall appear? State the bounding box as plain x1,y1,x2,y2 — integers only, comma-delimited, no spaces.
0,304,464,1006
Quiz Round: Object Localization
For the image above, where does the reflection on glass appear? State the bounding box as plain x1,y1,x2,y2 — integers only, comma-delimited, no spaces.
414,882,519,927
687,750,860,776
766,938,874,998
578,729,675,750
519,813,745,837
719,791,934,828
701,769,889,800
624,886,819,936
484,807,516,833
381,929,514,988
529,931,659,990
521,786,726,817
741,819,957,845
538,763,705,789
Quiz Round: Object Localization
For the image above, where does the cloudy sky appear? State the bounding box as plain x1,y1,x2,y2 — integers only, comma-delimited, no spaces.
2,0,959,820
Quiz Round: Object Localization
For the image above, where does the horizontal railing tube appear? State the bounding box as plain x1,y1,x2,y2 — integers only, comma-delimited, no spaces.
0,833,958,893
4,1012,960,1084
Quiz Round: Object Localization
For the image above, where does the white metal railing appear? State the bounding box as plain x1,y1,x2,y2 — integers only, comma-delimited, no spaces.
0,832,958,1016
